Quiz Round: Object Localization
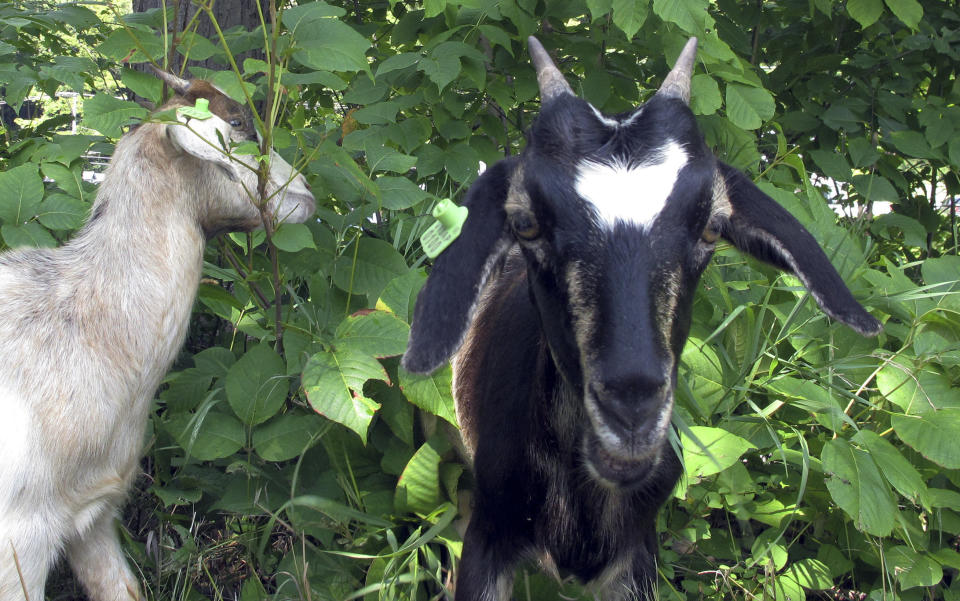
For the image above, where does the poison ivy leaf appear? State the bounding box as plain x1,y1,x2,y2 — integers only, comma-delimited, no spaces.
847,0,885,28
398,365,458,426
612,0,649,39
333,237,409,298
395,434,452,515
445,141,481,183
96,26,164,62
335,310,410,358
725,84,775,130
682,426,756,479
586,0,613,18
0,164,43,223
40,56,94,93
366,144,418,174
822,438,896,536
272,222,316,253
891,409,960,469
1,223,56,248
872,214,927,248
885,0,922,29
82,94,148,138
785,558,833,590
302,349,385,443
418,51,461,92
852,430,929,506
478,24,514,55
225,344,289,426
253,412,323,461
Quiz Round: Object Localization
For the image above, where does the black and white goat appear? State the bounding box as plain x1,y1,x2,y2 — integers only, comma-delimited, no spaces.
402,38,880,601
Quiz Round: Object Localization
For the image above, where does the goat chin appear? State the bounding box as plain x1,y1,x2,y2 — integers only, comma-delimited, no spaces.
583,432,666,489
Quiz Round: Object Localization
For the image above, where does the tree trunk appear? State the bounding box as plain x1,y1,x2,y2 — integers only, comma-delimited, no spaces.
132,0,269,75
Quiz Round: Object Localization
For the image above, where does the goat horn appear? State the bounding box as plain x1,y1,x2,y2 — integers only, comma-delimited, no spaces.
656,37,698,105
528,36,573,102
147,64,191,96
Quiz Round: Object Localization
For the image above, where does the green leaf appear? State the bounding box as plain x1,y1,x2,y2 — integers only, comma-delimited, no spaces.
653,0,708,33
272,222,316,253
888,129,937,159
444,141,480,183
690,74,722,116
398,365,458,426
1,223,57,248
725,84,775,130
679,338,725,417
884,0,922,29
281,1,346,33
785,558,833,590
877,363,956,413
681,426,756,479
418,52,461,93
36,194,87,231
333,237,409,297
767,377,851,433
167,410,245,461
847,0,884,27
612,0,649,39
82,94,148,138
424,0,446,17
366,144,418,174
376,53,422,78
40,56,95,93
225,345,289,426
852,430,929,506
335,310,410,358
252,412,323,461
885,547,943,589
376,269,427,324
478,25,514,55
41,162,82,200
395,434,452,514
891,409,960,469
808,149,853,181
0,164,44,223
851,174,899,203
96,27,164,63
293,20,370,74
375,176,429,210
587,0,614,18
822,438,896,536
302,349,385,443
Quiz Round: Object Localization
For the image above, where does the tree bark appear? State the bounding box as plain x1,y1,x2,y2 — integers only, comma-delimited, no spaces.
132,0,269,74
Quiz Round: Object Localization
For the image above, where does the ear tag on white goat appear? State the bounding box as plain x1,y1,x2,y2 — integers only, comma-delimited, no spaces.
177,98,213,120
421,199,468,259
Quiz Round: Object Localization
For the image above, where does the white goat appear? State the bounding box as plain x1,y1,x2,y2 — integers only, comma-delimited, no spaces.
0,72,315,600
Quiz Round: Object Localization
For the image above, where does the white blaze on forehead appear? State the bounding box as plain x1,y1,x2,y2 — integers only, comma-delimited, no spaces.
575,141,689,230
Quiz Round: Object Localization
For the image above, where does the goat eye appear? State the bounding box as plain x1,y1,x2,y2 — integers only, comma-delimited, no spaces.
701,222,721,244
511,212,540,240
229,119,242,127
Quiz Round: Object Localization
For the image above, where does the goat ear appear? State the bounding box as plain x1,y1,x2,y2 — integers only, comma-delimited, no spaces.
166,114,233,166
402,158,518,374
717,162,882,337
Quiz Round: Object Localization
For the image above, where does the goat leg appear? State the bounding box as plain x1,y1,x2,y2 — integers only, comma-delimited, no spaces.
65,509,141,601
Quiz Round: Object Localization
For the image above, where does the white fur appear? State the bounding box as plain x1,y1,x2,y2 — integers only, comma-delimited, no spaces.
575,141,688,230
0,93,314,600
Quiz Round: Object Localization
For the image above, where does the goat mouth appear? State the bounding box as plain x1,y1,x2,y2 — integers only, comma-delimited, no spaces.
584,436,658,488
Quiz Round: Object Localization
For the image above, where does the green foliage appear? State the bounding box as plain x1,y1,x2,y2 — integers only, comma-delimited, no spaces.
2,0,960,600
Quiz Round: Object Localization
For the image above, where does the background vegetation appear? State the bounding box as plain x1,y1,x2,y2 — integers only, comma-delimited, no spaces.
1,0,958,599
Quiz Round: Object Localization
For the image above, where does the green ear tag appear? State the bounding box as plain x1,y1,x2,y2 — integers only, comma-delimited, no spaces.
420,198,468,259
177,98,213,120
